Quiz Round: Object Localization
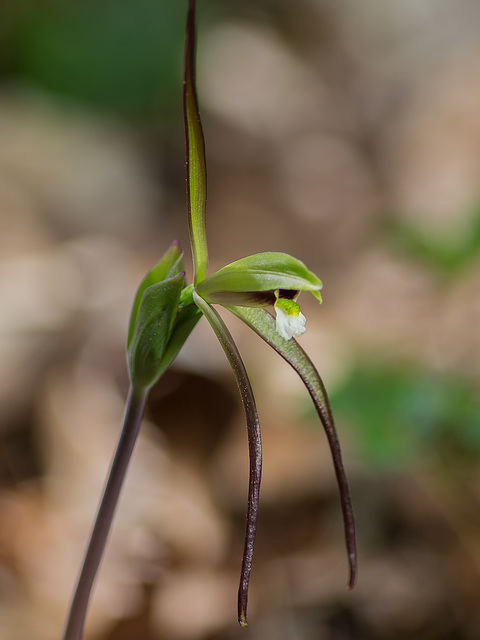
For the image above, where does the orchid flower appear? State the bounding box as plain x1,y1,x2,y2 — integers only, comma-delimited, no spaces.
62,1,356,638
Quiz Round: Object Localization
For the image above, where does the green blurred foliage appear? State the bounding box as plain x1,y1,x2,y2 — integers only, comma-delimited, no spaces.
327,363,480,469
2,0,189,118
385,206,480,276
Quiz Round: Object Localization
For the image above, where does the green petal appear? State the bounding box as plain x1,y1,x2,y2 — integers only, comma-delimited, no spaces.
154,303,202,381
128,272,185,391
184,0,208,284
127,241,184,349
195,252,322,305
193,292,262,627
225,304,357,589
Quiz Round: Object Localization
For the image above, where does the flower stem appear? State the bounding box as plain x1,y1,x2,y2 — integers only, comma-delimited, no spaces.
62,385,149,640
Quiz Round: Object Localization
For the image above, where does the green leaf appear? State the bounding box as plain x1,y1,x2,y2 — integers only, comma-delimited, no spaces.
154,303,202,381
225,304,357,589
193,292,262,627
127,242,183,349
195,252,323,305
184,0,208,284
128,272,185,390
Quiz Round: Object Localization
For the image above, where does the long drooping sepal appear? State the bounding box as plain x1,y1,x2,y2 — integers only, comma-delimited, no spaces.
225,305,357,589
184,0,208,284
193,292,262,627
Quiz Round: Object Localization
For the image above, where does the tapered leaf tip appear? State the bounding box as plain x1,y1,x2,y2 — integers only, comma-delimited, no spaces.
347,553,357,590
238,611,248,628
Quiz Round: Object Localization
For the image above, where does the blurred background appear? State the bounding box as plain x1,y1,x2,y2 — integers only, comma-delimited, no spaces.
1,0,480,638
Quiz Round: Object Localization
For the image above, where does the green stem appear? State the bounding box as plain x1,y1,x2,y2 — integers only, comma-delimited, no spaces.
184,0,208,284
62,385,149,640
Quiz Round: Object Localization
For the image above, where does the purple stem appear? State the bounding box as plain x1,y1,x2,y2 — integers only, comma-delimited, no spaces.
62,385,149,640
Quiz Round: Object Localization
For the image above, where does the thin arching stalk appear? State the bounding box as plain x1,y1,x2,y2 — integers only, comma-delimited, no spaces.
226,305,357,588
193,292,262,626
62,385,149,640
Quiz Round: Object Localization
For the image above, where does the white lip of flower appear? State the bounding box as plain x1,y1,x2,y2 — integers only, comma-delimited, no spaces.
274,297,306,340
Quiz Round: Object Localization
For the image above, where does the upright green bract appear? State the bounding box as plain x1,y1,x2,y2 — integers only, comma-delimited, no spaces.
62,1,356,638
184,0,208,284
